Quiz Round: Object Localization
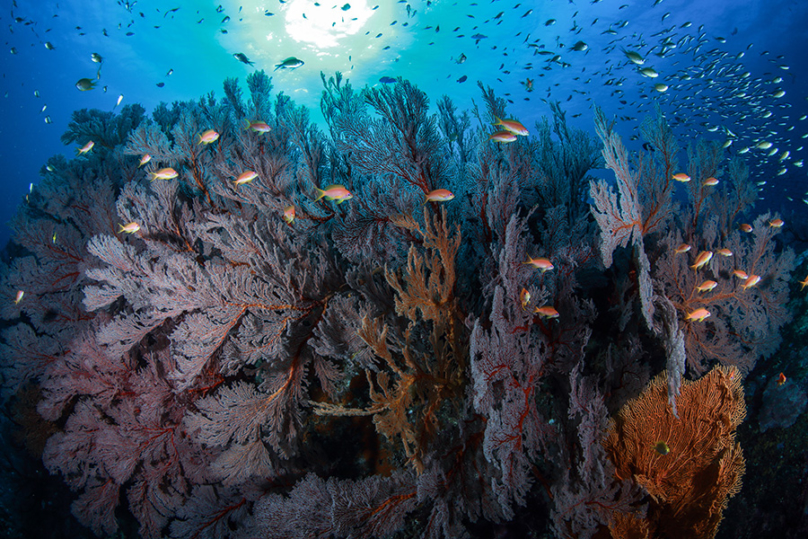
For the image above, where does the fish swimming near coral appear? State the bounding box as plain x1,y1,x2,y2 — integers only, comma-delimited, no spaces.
275,57,304,71
314,185,353,204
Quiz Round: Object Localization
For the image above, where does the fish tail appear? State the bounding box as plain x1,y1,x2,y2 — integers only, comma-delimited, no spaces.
148,172,157,181
493,116,502,126
314,188,325,202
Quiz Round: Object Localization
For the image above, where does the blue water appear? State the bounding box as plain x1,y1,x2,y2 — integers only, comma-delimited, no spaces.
3,0,808,248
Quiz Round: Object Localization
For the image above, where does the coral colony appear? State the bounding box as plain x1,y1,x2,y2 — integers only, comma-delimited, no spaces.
0,71,796,538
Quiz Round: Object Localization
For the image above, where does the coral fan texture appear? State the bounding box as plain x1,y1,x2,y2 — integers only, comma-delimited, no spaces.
0,72,795,538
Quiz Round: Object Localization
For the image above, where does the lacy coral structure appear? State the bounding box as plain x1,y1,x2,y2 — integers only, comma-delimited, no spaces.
0,71,796,538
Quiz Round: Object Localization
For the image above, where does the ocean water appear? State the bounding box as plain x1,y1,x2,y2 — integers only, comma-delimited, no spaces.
1,0,808,538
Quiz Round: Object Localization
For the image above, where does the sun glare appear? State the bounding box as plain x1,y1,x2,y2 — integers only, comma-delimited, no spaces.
285,0,375,48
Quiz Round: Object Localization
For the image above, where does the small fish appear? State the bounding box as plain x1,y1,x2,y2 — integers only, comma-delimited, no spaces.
156,82,165,88
488,130,517,143
623,49,645,65
494,116,529,136
115,94,124,108
654,83,668,93
341,3,351,11
800,275,808,291
149,167,179,181
716,248,733,257
523,78,534,92
275,57,304,71
14,290,24,305
138,154,151,167
695,280,718,293
519,288,531,310
732,270,749,280
777,372,787,386
77,141,95,155
685,308,711,322
379,76,397,84
769,218,784,228
571,41,588,52
652,441,670,455
283,205,295,224
91,52,103,63
44,42,55,50
534,305,560,319
245,120,271,133
672,172,691,182
756,141,773,150
425,189,454,203
702,177,719,186
690,251,713,270
524,256,554,273
314,184,353,204
675,243,691,254
234,170,258,186
639,67,659,78
76,78,97,91
739,223,753,233
233,52,254,66
118,222,141,234
457,75,468,83
198,129,220,145
742,274,761,290
455,53,467,64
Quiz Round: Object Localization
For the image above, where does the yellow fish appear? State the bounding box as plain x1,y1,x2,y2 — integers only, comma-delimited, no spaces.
118,222,141,234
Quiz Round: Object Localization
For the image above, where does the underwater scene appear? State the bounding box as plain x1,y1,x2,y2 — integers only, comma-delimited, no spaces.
2,0,808,538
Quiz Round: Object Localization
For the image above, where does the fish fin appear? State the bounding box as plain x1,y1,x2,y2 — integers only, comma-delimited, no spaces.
314,188,325,202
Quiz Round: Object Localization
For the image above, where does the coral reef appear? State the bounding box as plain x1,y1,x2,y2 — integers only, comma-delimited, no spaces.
0,71,797,538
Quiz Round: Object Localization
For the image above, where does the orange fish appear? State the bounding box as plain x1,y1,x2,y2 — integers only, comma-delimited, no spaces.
493,116,529,136
695,280,718,292
769,218,784,228
14,290,24,305
149,167,179,181
739,223,753,233
716,248,733,257
732,269,749,280
519,288,531,310
283,205,295,224
800,275,808,290
524,256,554,273
690,250,713,270
742,274,761,290
488,130,517,143
245,120,271,133
138,154,151,167
77,140,94,155
315,185,353,204
534,305,559,319
425,189,455,203
198,129,220,145
672,172,691,182
118,222,141,234
685,308,711,322
675,243,692,254
777,372,787,386
702,177,719,186
234,171,258,186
